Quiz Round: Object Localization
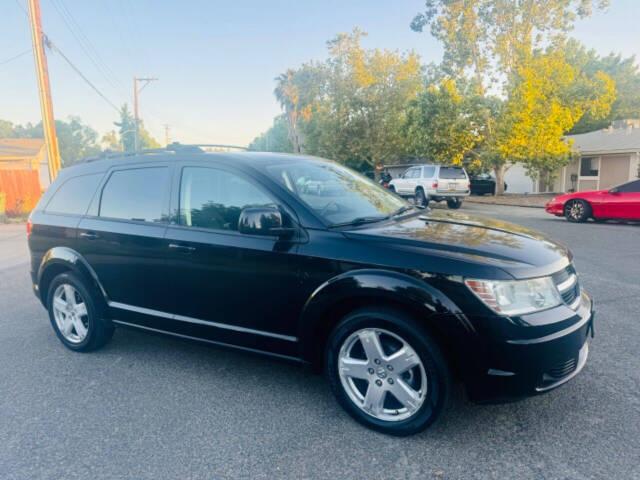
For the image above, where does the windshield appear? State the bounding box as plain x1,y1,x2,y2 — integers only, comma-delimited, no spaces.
264,160,406,225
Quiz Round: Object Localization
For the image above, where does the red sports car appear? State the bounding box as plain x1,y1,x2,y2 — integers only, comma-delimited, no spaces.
546,179,640,222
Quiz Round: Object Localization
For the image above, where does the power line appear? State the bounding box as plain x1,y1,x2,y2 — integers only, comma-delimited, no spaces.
0,49,31,67
49,0,123,95
13,0,28,16
45,37,120,112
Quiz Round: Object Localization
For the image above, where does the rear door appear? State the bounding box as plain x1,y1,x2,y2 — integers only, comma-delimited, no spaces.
162,163,301,356
76,164,173,312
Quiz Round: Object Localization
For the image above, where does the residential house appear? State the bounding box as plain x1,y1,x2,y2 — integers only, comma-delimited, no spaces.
505,119,640,194
0,138,51,189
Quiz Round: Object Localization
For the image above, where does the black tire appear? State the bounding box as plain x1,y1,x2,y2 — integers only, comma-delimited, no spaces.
388,185,395,193
415,188,428,207
446,198,462,209
325,306,452,436
46,272,114,352
564,199,591,223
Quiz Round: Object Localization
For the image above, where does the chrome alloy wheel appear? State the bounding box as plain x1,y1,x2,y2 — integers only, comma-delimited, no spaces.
568,200,584,220
337,328,427,422
52,284,89,344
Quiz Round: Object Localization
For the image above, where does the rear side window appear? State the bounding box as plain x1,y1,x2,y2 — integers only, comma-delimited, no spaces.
100,167,169,222
179,167,275,231
423,166,436,178
616,180,640,193
45,173,103,215
439,167,467,179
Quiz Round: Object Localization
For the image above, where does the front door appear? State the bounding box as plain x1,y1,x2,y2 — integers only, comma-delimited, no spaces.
163,165,301,356
598,180,640,219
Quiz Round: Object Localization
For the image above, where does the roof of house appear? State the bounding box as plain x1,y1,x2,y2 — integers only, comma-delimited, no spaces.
0,138,46,160
566,127,640,154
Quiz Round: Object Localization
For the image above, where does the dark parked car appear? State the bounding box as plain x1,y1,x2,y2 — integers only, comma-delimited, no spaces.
28,150,594,435
470,173,507,195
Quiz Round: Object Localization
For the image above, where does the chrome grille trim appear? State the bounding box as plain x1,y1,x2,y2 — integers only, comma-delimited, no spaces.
557,274,577,292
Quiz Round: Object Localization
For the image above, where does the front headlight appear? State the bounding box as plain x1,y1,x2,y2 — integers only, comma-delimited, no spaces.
465,276,562,315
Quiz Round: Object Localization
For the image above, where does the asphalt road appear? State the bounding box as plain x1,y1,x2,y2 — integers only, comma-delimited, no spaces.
1,205,639,480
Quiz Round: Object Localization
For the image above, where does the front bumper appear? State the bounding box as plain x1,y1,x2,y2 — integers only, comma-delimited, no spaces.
545,200,564,215
464,292,594,403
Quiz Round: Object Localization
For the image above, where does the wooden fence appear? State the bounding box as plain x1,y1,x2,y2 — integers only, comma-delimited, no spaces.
0,169,42,216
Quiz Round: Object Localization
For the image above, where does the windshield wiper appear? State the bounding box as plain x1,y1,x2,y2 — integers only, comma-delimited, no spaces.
329,215,390,228
392,204,421,217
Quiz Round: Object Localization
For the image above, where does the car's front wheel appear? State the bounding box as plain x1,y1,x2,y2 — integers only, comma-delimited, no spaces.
325,307,451,436
564,199,591,223
47,272,114,351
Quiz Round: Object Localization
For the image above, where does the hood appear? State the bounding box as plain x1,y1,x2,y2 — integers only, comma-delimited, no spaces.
555,189,607,200
344,209,570,279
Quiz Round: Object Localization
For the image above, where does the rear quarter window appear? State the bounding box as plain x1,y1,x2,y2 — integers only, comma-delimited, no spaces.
44,173,103,215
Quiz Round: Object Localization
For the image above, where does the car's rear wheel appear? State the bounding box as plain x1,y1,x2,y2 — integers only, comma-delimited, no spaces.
47,272,114,351
564,199,591,223
446,198,462,209
325,307,451,436
415,188,428,207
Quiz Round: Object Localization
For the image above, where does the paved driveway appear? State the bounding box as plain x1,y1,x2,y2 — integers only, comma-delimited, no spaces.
1,206,638,480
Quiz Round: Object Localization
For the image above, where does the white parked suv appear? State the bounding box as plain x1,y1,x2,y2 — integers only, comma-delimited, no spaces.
388,164,470,209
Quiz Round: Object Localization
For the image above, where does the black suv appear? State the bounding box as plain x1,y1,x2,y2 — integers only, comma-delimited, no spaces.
28,150,594,435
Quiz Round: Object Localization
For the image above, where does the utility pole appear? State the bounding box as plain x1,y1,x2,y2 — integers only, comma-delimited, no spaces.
27,0,61,181
162,124,170,147
133,77,157,150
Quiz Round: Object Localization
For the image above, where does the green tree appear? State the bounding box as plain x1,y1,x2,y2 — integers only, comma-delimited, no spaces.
565,39,640,133
113,103,160,151
249,115,294,152
298,29,423,168
404,78,489,166
2,116,101,166
412,0,613,194
114,104,136,151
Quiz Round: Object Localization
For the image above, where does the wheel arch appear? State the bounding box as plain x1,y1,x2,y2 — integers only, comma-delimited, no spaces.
37,247,108,309
297,269,471,371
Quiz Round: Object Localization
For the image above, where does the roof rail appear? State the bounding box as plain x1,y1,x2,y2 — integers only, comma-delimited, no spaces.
80,142,252,163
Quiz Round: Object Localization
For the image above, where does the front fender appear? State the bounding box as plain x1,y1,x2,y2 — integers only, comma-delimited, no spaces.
36,247,108,305
297,269,473,364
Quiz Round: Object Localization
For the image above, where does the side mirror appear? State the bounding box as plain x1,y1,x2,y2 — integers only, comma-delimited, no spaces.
238,206,295,237
609,187,619,194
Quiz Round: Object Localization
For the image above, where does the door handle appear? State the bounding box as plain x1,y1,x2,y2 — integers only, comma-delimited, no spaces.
168,243,196,253
80,231,100,240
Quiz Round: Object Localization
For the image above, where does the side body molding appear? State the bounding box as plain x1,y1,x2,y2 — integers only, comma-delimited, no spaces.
36,247,109,305
297,268,470,364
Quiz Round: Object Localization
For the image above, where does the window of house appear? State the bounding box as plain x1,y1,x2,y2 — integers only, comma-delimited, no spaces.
45,173,103,215
99,167,169,222
580,157,599,177
179,167,275,231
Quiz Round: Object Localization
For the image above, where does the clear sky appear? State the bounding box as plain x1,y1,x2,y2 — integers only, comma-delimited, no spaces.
1,0,639,147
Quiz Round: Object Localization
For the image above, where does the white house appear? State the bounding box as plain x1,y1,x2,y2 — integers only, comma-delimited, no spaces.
504,119,640,194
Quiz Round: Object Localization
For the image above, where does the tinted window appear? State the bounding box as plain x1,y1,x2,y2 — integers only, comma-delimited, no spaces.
616,179,640,193
180,167,275,231
407,168,420,178
45,173,102,215
439,167,467,179
423,166,436,178
100,167,169,222
580,157,599,177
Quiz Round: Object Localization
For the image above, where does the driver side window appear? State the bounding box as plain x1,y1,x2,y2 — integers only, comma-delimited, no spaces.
179,167,275,231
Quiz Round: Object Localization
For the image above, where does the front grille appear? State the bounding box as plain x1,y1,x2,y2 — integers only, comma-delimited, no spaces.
547,357,578,379
553,265,580,308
